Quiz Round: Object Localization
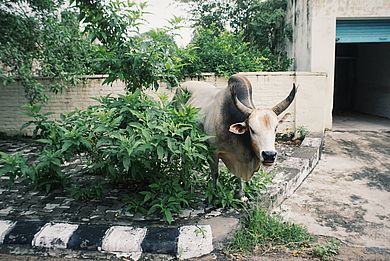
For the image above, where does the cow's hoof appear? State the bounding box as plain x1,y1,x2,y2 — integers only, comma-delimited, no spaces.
240,195,249,202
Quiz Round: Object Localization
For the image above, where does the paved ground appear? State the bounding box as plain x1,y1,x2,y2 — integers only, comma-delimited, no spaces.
333,112,390,131
276,130,390,259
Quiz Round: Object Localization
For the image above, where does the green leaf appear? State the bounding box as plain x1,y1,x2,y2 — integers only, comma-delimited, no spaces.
164,209,173,224
123,157,130,171
157,146,164,160
184,136,191,150
143,192,152,203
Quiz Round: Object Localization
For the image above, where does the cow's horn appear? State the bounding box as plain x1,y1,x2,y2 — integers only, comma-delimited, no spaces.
272,83,297,116
234,95,253,116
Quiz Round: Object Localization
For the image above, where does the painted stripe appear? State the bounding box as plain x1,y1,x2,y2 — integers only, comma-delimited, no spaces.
141,227,179,254
32,223,79,249
101,226,147,260
3,221,45,245
67,224,109,250
0,220,16,244
177,225,213,259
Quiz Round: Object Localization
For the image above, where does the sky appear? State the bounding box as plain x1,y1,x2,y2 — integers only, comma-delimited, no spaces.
138,0,193,47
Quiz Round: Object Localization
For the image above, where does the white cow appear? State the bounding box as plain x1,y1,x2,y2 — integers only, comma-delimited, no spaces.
179,75,296,198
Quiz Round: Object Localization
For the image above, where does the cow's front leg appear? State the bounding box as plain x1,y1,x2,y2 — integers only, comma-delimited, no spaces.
239,180,248,202
210,154,219,189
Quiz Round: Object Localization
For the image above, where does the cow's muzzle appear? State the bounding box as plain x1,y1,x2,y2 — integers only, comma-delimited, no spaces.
261,151,277,165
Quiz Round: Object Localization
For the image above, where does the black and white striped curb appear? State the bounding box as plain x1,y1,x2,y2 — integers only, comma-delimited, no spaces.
0,220,213,260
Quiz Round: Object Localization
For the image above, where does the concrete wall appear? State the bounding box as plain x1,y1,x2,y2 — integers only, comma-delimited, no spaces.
286,0,312,71
0,73,327,136
355,43,390,118
287,0,390,128
0,76,126,136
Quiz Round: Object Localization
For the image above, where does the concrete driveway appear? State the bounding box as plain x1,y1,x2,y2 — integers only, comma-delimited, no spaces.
277,130,390,255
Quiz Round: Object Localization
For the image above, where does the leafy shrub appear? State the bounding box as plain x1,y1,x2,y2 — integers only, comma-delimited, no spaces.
72,0,184,92
0,91,214,223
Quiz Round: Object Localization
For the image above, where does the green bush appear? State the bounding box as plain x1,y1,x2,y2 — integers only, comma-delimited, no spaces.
0,91,214,222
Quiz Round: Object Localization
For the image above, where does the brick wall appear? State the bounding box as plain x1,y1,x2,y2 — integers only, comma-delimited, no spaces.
0,72,327,136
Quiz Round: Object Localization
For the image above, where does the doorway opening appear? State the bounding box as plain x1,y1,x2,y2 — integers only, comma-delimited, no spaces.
333,42,390,117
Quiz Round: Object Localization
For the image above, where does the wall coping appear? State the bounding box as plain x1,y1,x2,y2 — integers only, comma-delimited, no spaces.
23,72,327,81
236,71,327,77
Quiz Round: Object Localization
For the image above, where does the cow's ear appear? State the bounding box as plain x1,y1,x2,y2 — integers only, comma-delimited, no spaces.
229,122,247,134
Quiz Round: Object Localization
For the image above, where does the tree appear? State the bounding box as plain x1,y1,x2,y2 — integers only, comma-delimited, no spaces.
0,0,184,103
0,0,96,103
181,0,292,72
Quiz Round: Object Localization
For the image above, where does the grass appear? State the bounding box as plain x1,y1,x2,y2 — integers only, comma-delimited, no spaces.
226,207,342,260
311,239,341,260
226,207,313,254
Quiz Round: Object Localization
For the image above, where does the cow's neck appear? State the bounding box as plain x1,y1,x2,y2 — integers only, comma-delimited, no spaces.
218,90,260,173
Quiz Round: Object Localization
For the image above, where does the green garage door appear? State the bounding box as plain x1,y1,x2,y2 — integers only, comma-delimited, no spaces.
336,19,390,43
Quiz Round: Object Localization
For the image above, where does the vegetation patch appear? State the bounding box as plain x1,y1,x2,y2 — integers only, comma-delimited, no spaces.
311,239,341,260
225,207,342,260
226,208,313,255
0,92,273,223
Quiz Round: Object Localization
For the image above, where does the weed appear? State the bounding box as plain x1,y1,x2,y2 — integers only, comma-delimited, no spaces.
227,208,313,254
311,239,340,260
296,126,308,140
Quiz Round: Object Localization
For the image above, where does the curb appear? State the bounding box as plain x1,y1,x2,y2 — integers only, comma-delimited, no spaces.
260,133,324,210
0,220,213,260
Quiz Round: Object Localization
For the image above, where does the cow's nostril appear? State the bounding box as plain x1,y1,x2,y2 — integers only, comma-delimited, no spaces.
262,151,277,162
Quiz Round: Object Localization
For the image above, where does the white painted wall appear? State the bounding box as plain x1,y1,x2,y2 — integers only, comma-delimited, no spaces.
0,73,327,136
0,76,125,136
287,0,390,128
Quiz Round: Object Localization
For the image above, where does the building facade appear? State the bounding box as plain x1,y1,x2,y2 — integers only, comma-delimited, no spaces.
287,0,390,129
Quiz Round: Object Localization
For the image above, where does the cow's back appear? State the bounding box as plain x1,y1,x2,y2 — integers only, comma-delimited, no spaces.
179,81,223,136
180,81,221,111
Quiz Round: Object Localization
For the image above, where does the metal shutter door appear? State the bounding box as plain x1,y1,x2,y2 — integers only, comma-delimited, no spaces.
336,19,390,43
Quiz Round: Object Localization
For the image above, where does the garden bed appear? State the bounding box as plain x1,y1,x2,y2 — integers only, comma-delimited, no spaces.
0,134,312,226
